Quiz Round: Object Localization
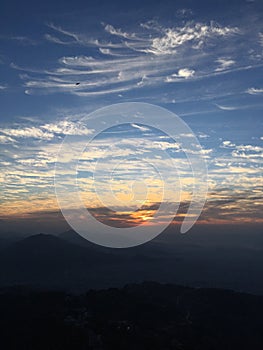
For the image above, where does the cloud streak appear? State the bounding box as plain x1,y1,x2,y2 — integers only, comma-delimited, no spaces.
215,58,235,71
13,19,246,98
0,120,93,141
246,87,263,95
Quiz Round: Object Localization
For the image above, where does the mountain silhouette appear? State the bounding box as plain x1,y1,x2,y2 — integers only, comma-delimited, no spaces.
58,229,105,249
0,233,123,289
0,232,177,291
1,230,263,294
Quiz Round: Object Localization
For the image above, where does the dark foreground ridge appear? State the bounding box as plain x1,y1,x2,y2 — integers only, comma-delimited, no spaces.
0,282,263,350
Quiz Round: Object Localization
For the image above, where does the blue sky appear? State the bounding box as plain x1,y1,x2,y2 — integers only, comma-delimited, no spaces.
0,0,262,232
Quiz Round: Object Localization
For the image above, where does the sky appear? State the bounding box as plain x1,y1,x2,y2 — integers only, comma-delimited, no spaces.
0,0,262,235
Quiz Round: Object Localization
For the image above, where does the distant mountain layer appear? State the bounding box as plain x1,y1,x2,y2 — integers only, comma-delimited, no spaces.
1,230,263,294
0,233,162,291
0,233,124,289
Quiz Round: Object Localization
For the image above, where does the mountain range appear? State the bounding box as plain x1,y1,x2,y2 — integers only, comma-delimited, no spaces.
0,228,263,294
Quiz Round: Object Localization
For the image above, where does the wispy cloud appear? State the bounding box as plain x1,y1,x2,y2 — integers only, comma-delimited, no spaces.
41,120,93,135
140,22,239,55
215,58,235,71
0,120,93,141
44,34,73,45
15,20,245,98
46,23,84,45
220,140,263,160
0,135,17,144
246,87,263,95
165,68,195,82
215,102,263,111
11,36,37,45
131,123,151,132
1,126,53,140
176,8,194,18
104,24,141,41
215,104,239,111
0,35,36,45
221,140,236,148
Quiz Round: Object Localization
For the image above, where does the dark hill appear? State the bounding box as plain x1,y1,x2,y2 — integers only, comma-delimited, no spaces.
0,233,123,289
58,229,96,248
1,282,263,349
